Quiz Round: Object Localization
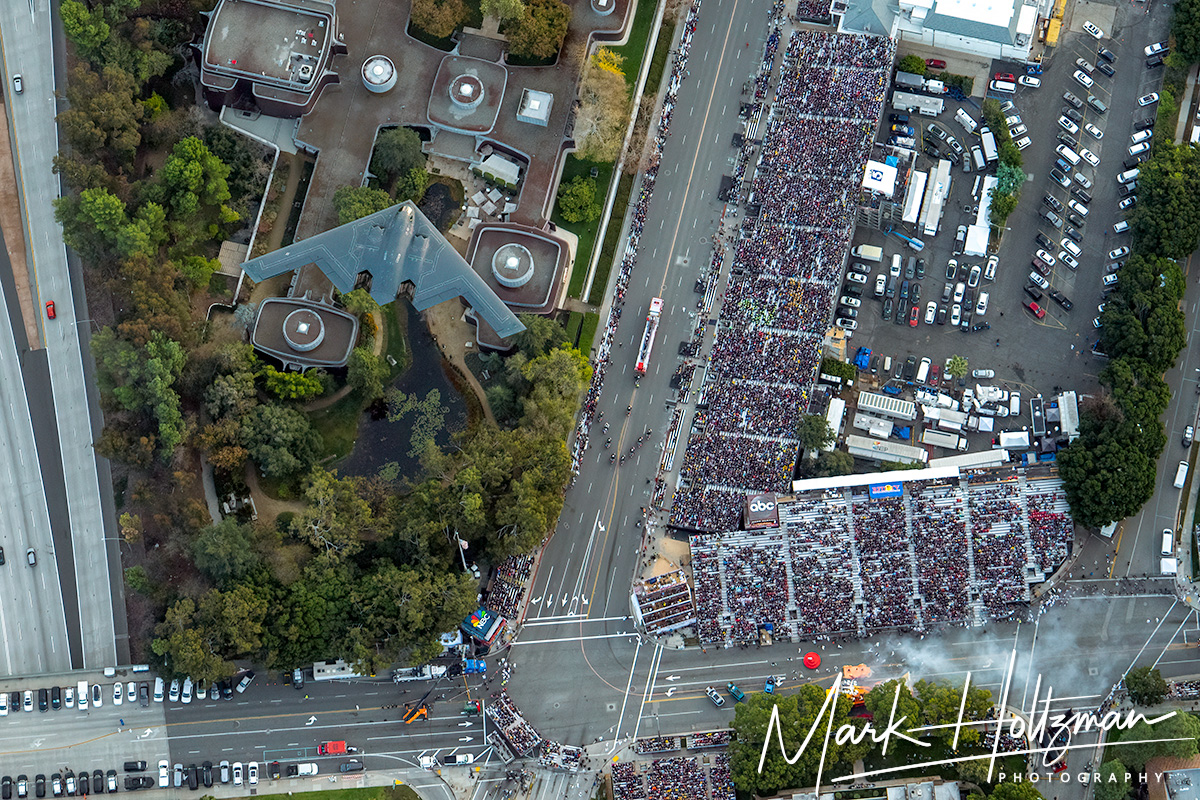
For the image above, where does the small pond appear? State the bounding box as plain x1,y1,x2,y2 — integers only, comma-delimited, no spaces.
339,301,468,481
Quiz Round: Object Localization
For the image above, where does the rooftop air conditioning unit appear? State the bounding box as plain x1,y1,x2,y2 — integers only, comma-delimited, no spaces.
298,63,314,81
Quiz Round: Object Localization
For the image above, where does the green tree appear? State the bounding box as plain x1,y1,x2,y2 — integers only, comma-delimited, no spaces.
507,0,571,60
863,679,922,739
370,127,425,185
347,347,389,402
292,469,375,558
795,414,835,451
556,176,601,223
996,162,1025,194
410,0,469,38
898,54,927,75
1108,711,1200,772
728,686,871,796
482,0,526,19
1131,143,1200,259
333,186,395,225
205,370,258,420
56,63,143,172
913,679,993,745
1094,759,1131,800
240,404,323,479
946,355,969,378
151,598,233,680
574,50,629,161
340,289,382,318
395,166,430,204
513,314,570,358
196,584,270,656
812,449,854,477
60,0,111,60
192,518,262,585
1125,666,1169,706
990,782,1043,800
152,136,239,245
261,365,325,402
90,328,186,460
1175,0,1200,65
516,346,592,440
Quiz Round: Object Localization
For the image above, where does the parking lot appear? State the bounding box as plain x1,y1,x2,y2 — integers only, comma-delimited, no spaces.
843,0,1173,443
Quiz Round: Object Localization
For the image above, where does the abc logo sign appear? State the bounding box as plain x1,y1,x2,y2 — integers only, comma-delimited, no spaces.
748,499,776,512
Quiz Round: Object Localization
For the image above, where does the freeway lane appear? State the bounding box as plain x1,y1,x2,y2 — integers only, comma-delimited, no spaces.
0,0,117,670
0,239,70,675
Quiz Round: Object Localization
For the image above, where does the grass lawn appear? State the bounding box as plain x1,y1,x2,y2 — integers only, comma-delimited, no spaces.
612,0,662,89
565,311,584,345
310,391,368,463
382,303,411,378
557,156,614,298
588,171,634,305
579,312,600,354
647,21,677,96
246,786,420,800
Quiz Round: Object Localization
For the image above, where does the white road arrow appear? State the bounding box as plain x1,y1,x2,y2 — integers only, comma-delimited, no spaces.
458,737,473,743
140,729,154,739
665,688,677,697
30,738,44,748
305,716,317,726
663,676,680,682
458,721,472,727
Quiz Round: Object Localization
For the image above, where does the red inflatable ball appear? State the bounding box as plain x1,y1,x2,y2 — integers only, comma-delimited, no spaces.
803,652,821,669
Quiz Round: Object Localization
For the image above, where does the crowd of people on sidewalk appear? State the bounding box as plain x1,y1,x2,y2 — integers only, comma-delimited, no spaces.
688,472,1073,644
485,554,535,619
610,755,735,800
669,30,895,532
485,691,541,756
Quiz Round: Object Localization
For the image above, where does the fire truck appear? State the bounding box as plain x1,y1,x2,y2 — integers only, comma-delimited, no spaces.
635,298,665,375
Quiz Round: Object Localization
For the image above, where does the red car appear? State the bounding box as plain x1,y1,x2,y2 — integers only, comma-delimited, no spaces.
930,364,940,383
1024,300,1046,319
995,72,1015,82
926,58,947,69
45,301,55,319
908,305,920,326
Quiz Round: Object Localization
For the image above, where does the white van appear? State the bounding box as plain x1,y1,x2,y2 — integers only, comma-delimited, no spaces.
1055,145,1081,166
915,357,931,384
1113,221,1130,234
989,79,1017,94
883,356,892,373
1175,460,1189,488
77,680,89,711
955,108,978,134
971,146,986,170
1162,529,1174,555
153,677,165,702
890,253,903,277
852,244,884,262
1117,168,1140,184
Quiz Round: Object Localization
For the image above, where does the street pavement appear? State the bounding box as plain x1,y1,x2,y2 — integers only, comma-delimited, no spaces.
0,0,117,671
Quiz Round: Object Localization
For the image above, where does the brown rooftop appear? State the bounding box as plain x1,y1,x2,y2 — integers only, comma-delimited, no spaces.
251,297,359,368
204,0,332,88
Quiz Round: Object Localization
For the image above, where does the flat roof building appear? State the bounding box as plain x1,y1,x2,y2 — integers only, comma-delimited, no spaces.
198,0,346,117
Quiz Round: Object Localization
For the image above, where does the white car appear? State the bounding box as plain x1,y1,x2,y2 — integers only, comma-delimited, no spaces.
1131,129,1153,144
1072,70,1094,88
169,679,180,703
1018,75,1041,88
835,318,858,330
839,295,862,308
874,275,886,296
975,292,989,315
1138,92,1160,106
1103,273,1119,287
1119,195,1138,210
127,681,137,703
1005,114,1022,127
985,255,998,281
1060,238,1082,258
112,683,122,706
1035,249,1057,267
158,762,170,789
1080,148,1100,167
1085,123,1103,140
1058,116,1079,135
972,368,995,379
181,677,193,704
1109,246,1130,260
968,264,981,288
1010,123,1028,137
1014,136,1032,150
950,303,962,326
232,763,243,787
0,693,7,716
846,271,867,285
248,763,259,787
1068,199,1089,217
1128,141,1150,156
889,259,902,278
1009,391,1022,416
1029,271,1049,289
953,282,965,303
1074,172,1093,189
924,301,937,324
1144,41,1169,57
91,684,102,708
1059,252,1079,270
1083,20,1104,38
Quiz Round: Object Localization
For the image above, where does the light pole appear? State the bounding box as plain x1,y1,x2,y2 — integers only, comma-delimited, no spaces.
453,531,480,579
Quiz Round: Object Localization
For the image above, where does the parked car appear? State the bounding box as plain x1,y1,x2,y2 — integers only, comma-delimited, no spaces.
1024,300,1046,319
1109,246,1130,260
1083,20,1104,38
1138,92,1160,106
705,686,724,706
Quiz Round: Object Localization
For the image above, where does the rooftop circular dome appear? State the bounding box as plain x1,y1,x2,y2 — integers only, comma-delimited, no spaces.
492,243,535,288
283,308,326,352
591,0,616,15
362,55,396,93
449,74,484,110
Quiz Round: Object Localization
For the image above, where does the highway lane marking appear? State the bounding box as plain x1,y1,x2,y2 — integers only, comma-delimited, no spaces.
510,632,635,646
523,615,623,626
632,642,664,739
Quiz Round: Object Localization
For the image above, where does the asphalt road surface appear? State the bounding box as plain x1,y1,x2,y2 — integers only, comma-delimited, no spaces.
0,0,118,670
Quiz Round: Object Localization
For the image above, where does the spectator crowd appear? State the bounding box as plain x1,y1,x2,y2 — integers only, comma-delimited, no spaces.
669,30,895,532
635,736,680,754
485,554,535,619
687,731,732,749
690,471,1073,644
485,691,541,756
610,756,733,800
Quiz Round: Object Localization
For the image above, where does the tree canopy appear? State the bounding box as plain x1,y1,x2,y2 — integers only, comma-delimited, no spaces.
556,176,602,223
574,50,630,161
1125,666,1169,706
507,0,571,60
